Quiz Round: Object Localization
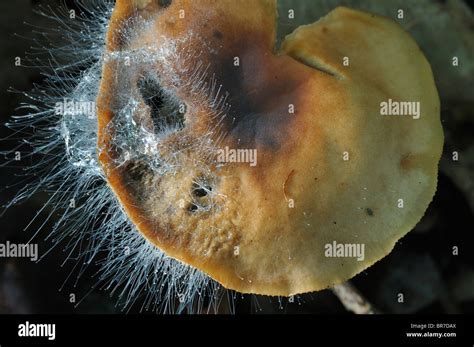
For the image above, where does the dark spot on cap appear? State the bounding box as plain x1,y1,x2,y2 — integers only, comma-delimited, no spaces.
208,36,310,154
193,187,208,197
124,160,151,182
366,208,374,216
400,153,414,170
158,0,172,8
121,160,155,202
188,203,198,212
213,30,224,40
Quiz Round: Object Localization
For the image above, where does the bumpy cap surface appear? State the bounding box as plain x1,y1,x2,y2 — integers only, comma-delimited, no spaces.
96,0,443,295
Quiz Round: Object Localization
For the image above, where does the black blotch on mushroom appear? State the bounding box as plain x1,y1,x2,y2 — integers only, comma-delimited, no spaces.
187,178,215,213
122,160,154,201
137,77,186,133
213,30,224,40
193,186,208,197
191,179,213,198
158,0,172,8
188,203,198,212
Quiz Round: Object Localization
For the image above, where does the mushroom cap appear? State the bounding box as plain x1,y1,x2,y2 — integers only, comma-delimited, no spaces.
96,0,443,296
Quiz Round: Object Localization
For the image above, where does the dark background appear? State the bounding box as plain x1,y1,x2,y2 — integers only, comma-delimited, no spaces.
0,0,473,314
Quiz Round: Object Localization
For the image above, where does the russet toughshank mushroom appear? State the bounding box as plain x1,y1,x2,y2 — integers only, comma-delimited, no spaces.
96,0,444,296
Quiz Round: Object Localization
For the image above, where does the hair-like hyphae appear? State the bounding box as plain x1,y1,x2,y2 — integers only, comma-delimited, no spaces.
2,0,223,314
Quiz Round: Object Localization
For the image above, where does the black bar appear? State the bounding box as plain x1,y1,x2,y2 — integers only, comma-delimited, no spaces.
0,314,472,346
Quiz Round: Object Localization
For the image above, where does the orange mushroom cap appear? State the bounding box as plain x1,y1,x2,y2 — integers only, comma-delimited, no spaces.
96,0,443,296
